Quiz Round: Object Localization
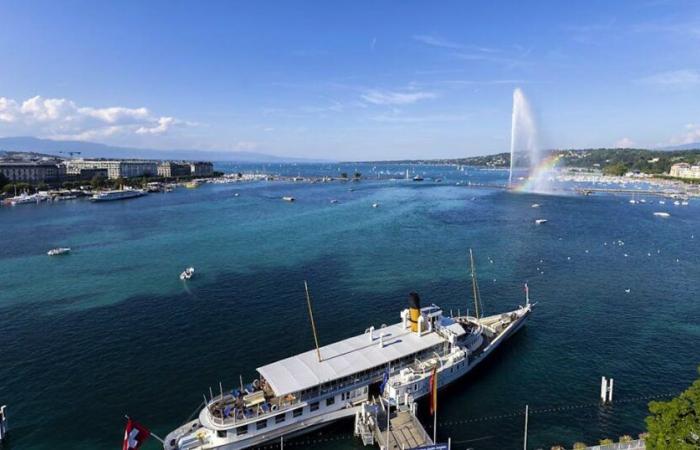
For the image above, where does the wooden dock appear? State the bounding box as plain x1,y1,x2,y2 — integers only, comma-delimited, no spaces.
373,407,433,450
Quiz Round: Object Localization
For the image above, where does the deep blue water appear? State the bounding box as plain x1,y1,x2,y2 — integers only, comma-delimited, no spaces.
0,164,698,450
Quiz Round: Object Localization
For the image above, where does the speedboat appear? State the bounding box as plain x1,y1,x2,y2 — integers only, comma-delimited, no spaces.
180,267,195,280
412,175,424,182
47,247,71,256
282,196,295,202
535,219,548,224
372,202,379,208
653,212,670,218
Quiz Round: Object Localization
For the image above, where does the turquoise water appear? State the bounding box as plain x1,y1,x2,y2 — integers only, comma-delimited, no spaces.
0,164,698,450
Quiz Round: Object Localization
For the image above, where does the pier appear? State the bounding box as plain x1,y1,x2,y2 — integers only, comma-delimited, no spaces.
574,187,693,198
355,400,435,450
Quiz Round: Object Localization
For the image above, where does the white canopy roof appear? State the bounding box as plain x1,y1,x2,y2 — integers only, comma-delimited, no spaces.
257,317,465,397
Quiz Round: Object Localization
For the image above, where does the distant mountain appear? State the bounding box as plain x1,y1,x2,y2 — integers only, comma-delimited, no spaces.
664,142,700,151
0,136,323,163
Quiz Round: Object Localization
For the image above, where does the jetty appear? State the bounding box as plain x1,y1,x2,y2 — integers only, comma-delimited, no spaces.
355,401,436,450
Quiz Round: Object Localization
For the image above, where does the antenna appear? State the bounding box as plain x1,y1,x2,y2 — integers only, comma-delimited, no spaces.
469,249,483,319
304,281,322,362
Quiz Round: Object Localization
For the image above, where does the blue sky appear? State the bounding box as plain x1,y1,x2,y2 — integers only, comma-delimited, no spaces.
1,0,700,160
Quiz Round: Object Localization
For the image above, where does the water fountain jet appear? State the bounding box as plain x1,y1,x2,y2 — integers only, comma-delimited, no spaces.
509,88,553,193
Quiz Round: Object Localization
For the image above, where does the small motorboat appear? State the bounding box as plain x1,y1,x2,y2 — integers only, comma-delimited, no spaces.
282,196,295,202
330,199,339,204
531,203,540,208
653,212,670,218
372,202,379,208
413,175,424,182
234,193,240,197
47,247,71,256
535,219,548,224
180,267,195,280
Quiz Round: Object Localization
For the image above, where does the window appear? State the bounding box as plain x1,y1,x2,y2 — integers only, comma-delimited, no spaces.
217,430,226,438
310,402,320,412
236,425,248,436
275,414,285,424
326,396,335,406
256,420,267,430
293,408,303,417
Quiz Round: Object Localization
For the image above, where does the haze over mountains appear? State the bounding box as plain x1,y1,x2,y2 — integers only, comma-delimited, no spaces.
0,136,324,162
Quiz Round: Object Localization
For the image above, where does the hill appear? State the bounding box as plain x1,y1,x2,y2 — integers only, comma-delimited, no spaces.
0,136,322,163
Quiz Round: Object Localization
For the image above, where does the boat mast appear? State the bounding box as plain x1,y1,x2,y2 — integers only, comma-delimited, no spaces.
304,281,323,362
469,249,482,319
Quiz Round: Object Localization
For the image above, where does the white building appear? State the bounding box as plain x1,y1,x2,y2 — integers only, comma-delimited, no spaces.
65,159,158,179
669,163,700,179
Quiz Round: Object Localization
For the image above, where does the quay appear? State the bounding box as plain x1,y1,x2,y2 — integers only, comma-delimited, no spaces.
574,187,695,198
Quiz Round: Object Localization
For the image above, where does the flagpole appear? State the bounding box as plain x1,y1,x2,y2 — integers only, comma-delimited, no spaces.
432,369,437,444
124,415,165,444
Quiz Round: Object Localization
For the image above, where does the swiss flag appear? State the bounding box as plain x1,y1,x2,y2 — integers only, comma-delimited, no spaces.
123,418,151,450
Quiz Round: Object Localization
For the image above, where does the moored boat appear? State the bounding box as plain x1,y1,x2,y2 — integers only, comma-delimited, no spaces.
163,256,532,450
91,189,146,202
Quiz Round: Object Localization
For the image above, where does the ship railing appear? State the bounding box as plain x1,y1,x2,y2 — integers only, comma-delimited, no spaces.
205,393,300,427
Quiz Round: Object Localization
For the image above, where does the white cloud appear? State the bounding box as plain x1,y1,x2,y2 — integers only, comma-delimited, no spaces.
615,137,635,148
636,70,700,88
413,34,464,50
361,90,436,105
0,95,187,141
370,113,469,123
670,123,700,145
136,117,175,135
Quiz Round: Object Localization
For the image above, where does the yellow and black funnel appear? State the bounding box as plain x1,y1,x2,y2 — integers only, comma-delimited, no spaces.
408,292,421,332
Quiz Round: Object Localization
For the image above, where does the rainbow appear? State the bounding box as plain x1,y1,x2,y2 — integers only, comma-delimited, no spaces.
511,153,562,192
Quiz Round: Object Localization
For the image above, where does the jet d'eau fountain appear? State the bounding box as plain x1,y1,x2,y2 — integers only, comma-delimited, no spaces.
508,88,555,193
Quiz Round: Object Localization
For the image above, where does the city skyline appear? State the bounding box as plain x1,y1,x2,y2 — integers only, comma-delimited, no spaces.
2,0,700,160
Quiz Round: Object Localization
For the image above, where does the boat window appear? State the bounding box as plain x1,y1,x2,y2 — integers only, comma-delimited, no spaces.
236,425,248,436
326,396,335,406
217,430,226,438
293,408,303,417
310,402,320,412
275,414,285,424
256,419,267,430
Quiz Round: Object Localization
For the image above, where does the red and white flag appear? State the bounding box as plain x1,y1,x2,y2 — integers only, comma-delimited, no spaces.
123,418,150,450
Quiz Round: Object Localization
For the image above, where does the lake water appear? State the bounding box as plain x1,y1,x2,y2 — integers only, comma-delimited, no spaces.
1,164,698,450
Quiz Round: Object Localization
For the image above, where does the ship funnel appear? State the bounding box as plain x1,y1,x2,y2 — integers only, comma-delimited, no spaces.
408,292,421,333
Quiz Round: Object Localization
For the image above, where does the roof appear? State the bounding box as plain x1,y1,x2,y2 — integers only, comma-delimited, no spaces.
257,316,465,397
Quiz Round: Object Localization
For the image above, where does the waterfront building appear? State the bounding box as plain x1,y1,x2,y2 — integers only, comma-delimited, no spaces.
0,161,60,183
669,163,700,179
190,161,214,177
158,161,192,177
65,159,158,179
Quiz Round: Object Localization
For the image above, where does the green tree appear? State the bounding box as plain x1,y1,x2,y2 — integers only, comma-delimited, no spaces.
0,172,8,189
90,174,106,189
603,162,628,176
62,181,75,189
340,172,348,179
645,367,700,449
